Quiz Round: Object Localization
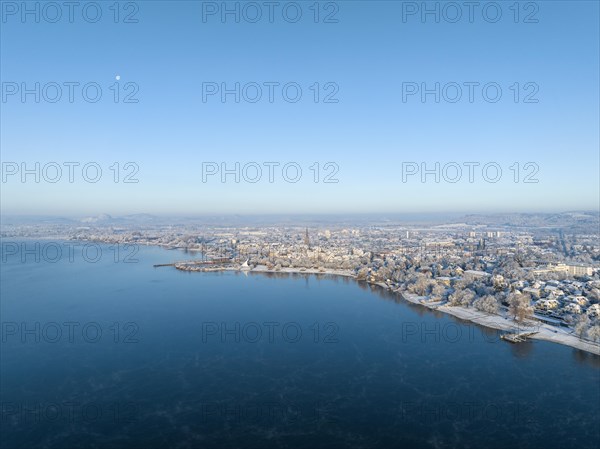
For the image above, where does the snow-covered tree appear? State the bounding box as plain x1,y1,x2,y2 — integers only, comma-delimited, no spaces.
473,295,499,314
574,314,590,340
587,324,600,342
430,284,446,299
508,293,533,322
356,267,369,281
448,288,476,307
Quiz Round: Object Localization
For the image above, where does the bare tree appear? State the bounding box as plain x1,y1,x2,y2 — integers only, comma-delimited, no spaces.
508,293,534,322
413,277,431,295
574,314,590,340
448,288,476,307
588,288,600,304
587,324,600,342
430,284,446,300
356,267,369,281
473,295,499,314
376,267,392,282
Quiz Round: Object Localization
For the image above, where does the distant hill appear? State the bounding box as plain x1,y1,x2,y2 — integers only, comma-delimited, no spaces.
456,211,599,234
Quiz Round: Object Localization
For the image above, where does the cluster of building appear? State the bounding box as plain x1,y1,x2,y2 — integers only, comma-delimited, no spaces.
3,219,599,339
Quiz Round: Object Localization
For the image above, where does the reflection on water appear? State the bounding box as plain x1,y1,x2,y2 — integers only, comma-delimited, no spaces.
573,349,600,368
509,340,534,359
1,244,599,449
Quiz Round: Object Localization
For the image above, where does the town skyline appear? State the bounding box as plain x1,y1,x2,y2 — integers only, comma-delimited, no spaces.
3,208,599,355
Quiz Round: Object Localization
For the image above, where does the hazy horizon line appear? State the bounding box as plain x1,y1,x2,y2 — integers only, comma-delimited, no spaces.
1,210,598,218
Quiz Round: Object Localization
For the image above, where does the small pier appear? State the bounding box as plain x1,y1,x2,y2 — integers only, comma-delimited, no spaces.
154,258,233,268
501,331,538,343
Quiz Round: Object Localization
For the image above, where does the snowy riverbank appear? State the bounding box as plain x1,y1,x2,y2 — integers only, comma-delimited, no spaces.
172,261,600,355
234,265,600,356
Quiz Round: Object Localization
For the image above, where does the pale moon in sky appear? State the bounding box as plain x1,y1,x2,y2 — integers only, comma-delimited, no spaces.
116,75,121,80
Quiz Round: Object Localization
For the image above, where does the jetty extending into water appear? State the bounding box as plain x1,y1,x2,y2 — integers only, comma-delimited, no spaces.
501,331,538,343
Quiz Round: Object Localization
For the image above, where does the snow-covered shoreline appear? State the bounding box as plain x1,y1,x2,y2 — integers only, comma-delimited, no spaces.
24,236,593,356
420,299,600,355
219,265,600,356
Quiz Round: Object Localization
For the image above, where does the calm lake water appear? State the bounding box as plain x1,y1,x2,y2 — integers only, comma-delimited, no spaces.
1,242,599,448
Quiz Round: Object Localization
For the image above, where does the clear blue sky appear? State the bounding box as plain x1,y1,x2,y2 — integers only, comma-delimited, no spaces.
1,1,598,216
